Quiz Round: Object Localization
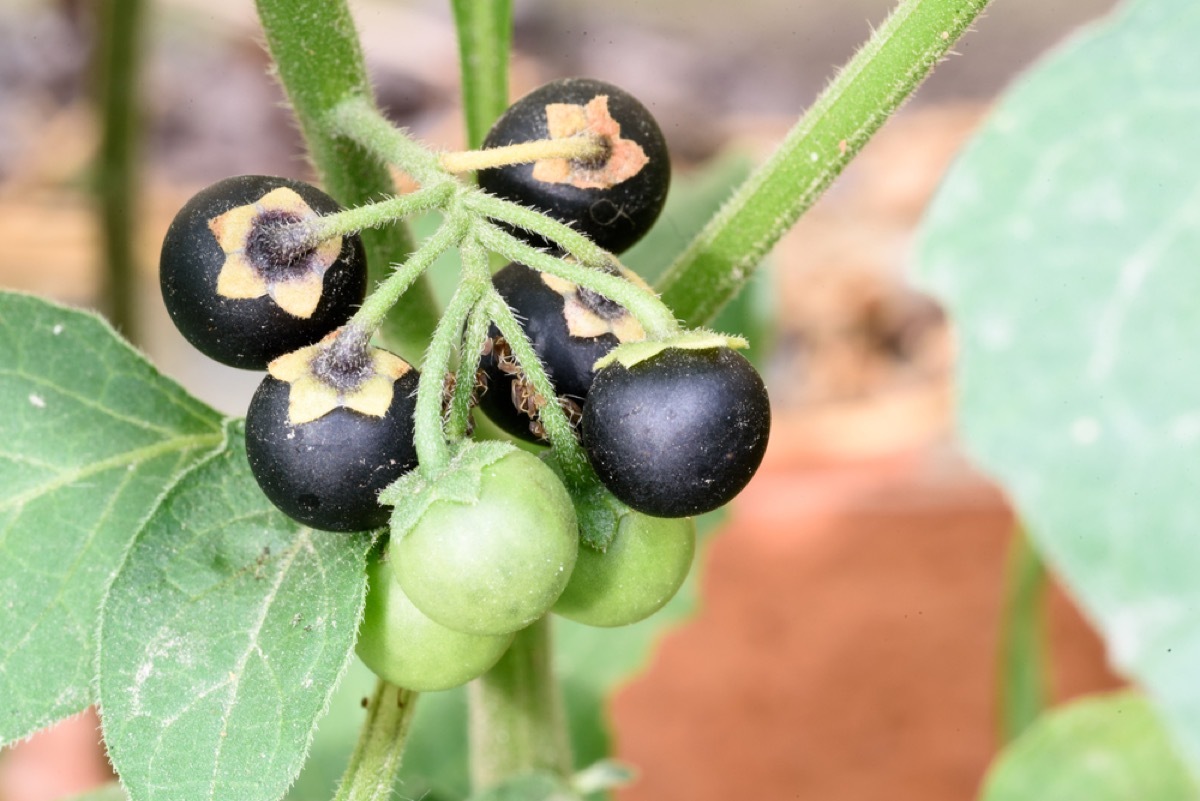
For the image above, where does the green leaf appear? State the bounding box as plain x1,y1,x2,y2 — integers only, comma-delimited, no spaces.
63,784,128,801
916,0,1200,775
97,424,371,801
981,691,1200,801
0,292,223,745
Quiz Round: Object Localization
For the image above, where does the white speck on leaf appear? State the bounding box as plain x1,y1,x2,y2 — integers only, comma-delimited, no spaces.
1106,601,1188,671
1170,414,1200,443
1071,417,1101,445
52,324,63,335
977,314,1013,352
28,394,45,408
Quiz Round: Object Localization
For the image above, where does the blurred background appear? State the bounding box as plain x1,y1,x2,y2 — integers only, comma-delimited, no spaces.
0,0,1126,799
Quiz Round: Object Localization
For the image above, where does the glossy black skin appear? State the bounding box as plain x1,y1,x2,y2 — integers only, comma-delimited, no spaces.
160,175,367,370
479,262,624,443
478,78,670,255
245,370,420,532
581,347,771,518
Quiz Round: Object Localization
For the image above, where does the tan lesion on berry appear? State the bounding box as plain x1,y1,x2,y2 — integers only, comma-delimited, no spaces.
540,271,646,343
269,339,412,425
531,96,649,190
208,187,342,319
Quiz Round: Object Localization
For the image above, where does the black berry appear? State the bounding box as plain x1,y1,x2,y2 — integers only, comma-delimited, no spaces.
478,78,670,254
160,175,367,370
581,347,771,518
245,344,419,532
478,261,645,442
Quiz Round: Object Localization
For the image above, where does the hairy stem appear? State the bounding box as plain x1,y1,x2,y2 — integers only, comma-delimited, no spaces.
256,0,437,359
440,136,606,174
332,680,419,801
413,275,486,474
328,97,445,187
445,238,496,441
463,192,613,269
485,292,592,488
451,0,514,150
469,616,572,789
295,184,454,248
349,212,470,337
657,0,993,325
998,525,1049,743
95,0,144,341
447,293,493,441
476,224,679,340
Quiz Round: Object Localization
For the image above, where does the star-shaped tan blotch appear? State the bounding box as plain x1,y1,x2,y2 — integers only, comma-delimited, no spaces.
540,269,647,343
269,341,413,426
531,95,649,190
208,187,342,319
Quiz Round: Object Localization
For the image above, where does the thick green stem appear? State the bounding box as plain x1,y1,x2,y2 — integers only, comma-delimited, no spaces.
475,224,679,340
998,525,1049,743
451,0,513,150
255,0,438,360
657,0,992,326
332,680,419,801
328,97,445,187
469,616,572,789
95,0,144,341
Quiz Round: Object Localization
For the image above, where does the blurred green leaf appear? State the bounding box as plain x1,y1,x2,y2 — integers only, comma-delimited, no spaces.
917,0,1200,775
62,784,127,801
98,425,371,801
0,292,223,745
981,691,1200,801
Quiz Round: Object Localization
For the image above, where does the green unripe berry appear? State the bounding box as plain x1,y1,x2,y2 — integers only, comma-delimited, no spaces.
390,450,578,636
356,555,514,692
553,512,695,627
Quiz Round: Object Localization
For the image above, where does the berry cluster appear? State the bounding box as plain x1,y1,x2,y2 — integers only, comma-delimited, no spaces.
158,78,770,691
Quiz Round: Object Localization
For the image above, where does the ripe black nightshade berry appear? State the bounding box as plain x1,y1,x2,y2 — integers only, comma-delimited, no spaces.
478,261,646,442
160,175,367,370
245,340,420,532
478,78,670,254
581,347,771,518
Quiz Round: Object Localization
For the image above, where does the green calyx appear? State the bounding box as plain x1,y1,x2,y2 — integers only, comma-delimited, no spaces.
591,330,750,372
380,440,516,540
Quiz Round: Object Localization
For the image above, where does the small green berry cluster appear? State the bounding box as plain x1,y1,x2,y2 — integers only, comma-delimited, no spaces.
158,78,770,691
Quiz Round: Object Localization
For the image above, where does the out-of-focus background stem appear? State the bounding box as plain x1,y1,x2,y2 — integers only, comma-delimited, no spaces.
94,0,144,342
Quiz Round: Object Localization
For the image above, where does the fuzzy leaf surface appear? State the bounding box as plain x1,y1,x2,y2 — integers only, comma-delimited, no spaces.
916,0,1200,773
98,426,371,801
981,692,1200,801
0,292,223,744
